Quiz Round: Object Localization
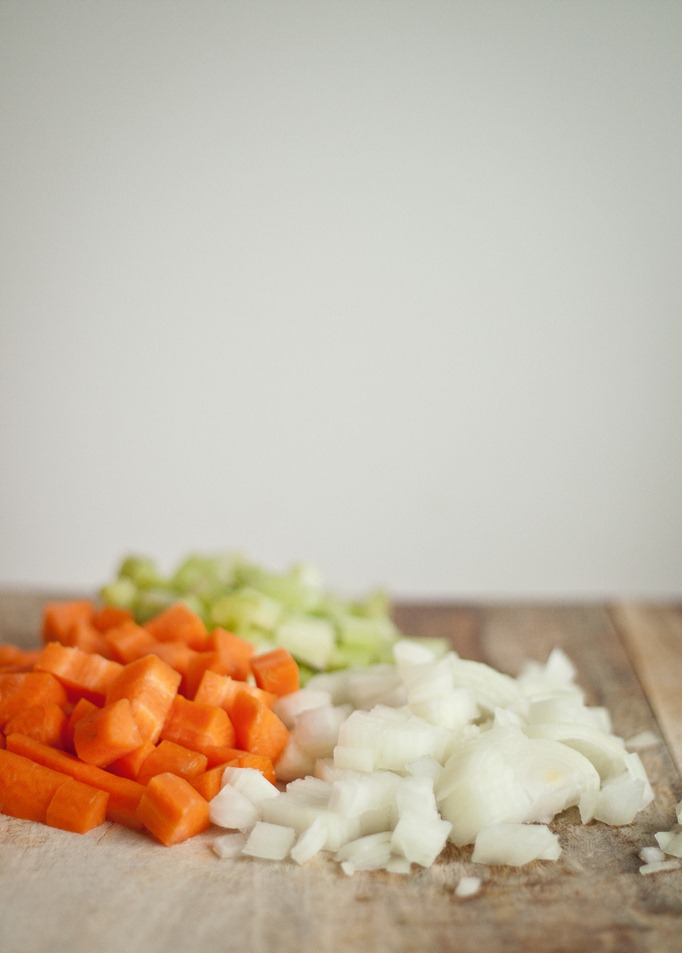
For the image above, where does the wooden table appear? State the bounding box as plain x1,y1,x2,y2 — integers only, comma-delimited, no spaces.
1,592,681,953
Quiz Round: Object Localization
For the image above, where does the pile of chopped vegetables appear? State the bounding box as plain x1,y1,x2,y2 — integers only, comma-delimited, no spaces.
99,552,447,680
1,592,677,882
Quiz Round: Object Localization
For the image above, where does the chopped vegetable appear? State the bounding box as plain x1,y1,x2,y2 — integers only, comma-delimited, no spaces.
136,772,210,846
100,551,444,678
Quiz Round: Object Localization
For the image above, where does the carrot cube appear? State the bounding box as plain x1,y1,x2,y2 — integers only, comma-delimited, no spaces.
73,698,143,767
137,772,211,846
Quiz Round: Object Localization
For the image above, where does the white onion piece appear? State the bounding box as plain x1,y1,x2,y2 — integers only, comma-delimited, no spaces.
290,817,328,864
525,696,612,734
592,774,647,826
524,722,629,781
272,688,333,728
391,776,452,867
516,647,579,695
220,766,280,801
212,832,248,858
655,830,682,858
449,657,522,712
625,730,660,751
436,725,600,845
472,823,561,866
335,831,393,871
640,859,682,876
210,785,260,831
242,821,296,860
455,876,482,898
275,738,317,782
291,703,352,758
639,845,666,864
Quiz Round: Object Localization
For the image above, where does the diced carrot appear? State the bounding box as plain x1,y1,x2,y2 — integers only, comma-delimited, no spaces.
0,671,69,728
61,618,115,659
6,733,145,829
199,743,246,769
45,776,109,834
92,605,135,632
193,670,277,715
64,697,99,753
105,655,181,744
250,647,300,697
208,627,254,682
0,644,41,673
103,622,159,665
106,739,156,781
160,694,234,755
0,732,5,749
143,602,208,651
41,600,96,644
0,747,70,823
189,763,228,801
136,771,211,846
136,740,208,786
143,641,197,684
73,698,143,767
34,642,124,705
230,688,290,764
4,702,68,748
225,751,277,786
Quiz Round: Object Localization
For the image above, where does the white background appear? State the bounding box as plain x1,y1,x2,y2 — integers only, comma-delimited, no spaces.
1,1,681,600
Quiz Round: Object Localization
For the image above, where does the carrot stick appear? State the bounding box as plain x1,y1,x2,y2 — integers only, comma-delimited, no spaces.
230,688,290,763
136,739,208,786
249,647,300,697
160,694,235,755
34,642,124,705
45,776,109,834
105,654,181,744
73,698,143,767
136,771,211,846
143,602,208,651
0,747,68,823
6,732,145,829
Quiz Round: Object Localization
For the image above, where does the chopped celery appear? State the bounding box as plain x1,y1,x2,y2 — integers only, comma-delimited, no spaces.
100,550,447,676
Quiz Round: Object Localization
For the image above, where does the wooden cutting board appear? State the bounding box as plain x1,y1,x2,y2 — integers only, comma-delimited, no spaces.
1,592,681,953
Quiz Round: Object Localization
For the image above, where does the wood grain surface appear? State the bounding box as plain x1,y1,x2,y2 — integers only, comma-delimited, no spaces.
1,591,681,953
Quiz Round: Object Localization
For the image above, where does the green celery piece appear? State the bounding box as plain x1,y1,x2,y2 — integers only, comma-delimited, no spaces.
275,616,337,671
170,552,240,598
210,588,282,633
100,577,137,610
117,556,164,590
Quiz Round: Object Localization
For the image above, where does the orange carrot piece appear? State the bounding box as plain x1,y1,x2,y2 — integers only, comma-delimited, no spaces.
6,733,145,829
225,752,277,786
92,605,135,632
73,698,143,767
4,702,68,748
45,776,109,834
189,763,228,801
0,747,69,823
230,688,290,763
61,618,115,658
144,602,208,651
250,647,300,697
0,644,41,673
0,671,69,728
103,622,159,665
105,654,181,744
199,743,246,769
136,771,211,846
136,739,208,786
34,642,124,705
160,694,234,755
41,600,96,644
65,697,99,752
208,627,254,682
106,739,156,781
193,670,277,714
